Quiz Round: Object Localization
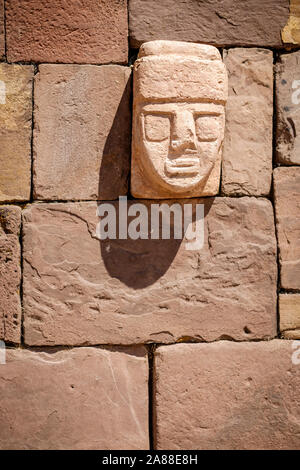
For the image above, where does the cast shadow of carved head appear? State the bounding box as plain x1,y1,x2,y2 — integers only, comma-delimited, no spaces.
98,76,132,201
98,198,214,290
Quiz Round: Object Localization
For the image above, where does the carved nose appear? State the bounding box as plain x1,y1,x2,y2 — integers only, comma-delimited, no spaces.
170,111,197,153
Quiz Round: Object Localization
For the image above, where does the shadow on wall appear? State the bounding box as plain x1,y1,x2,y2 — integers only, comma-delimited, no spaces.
98,75,132,201
98,199,214,289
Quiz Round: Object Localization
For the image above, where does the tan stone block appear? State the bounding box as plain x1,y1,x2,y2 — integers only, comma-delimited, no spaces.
23,197,277,345
154,341,300,449
33,65,131,201
0,0,4,58
222,48,273,196
0,65,33,202
0,206,21,343
0,347,149,449
131,41,227,198
274,167,300,290
276,51,300,165
6,0,128,64
282,0,300,45
280,294,300,339
129,0,289,48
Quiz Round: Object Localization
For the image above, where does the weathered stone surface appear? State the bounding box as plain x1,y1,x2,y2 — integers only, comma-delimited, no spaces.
280,294,300,339
0,347,148,449
129,0,289,48
274,167,300,290
222,48,273,196
0,65,33,202
282,0,300,45
34,65,131,201
6,0,128,64
276,51,300,165
0,206,21,343
131,41,227,199
0,0,4,58
23,198,277,345
154,341,300,450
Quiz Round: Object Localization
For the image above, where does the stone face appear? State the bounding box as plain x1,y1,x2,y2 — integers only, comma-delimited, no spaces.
6,0,128,64
131,41,227,199
23,198,277,346
0,206,21,344
154,341,300,450
0,65,34,202
276,51,300,165
222,48,273,196
0,347,148,450
34,65,131,201
129,0,289,48
280,294,300,339
274,167,300,290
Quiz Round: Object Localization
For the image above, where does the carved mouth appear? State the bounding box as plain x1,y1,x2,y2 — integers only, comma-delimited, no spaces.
165,156,200,175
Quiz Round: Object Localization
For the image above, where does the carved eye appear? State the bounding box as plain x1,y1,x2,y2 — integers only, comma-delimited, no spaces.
144,114,170,142
195,116,220,141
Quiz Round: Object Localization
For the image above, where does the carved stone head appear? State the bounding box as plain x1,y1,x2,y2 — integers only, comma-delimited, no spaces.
131,40,228,198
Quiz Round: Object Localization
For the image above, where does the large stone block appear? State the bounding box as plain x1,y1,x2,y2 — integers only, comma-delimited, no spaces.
0,347,148,449
6,0,128,64
281,0,300,45
0,64,33,202
129,0,289,48
0,206,21,343
274,167,300,290
23,197,277,345
33,65,131,201
154,341,300,449
280,294,300,339
222,48,273,196
276,51,300,165
0,0,4,58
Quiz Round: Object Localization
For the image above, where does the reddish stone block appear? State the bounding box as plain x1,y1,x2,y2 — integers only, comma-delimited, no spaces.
22,198,277,346
129,0,289,48
0,347,148,449
0,0,4,58
33,64,131,201
222,48,273,196
154,341,300,449
0,206,21,344
274,167,300,290
6,0,128,64
276,51,300,165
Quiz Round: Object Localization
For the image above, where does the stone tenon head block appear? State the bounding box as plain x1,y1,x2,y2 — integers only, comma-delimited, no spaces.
131,40,228,198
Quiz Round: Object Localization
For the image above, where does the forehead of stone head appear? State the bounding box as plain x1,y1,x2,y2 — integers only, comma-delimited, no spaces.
134,40,228,104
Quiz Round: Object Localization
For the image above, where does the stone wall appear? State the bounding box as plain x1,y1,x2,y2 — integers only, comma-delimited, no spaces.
0,0,299,450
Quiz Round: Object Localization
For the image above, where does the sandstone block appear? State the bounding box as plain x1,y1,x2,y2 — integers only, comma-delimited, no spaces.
274,167,300,290
154,341,300,449
276,51,300,165
23,198,277,345
280,294,300,339
6,0,128,64
0,64,33,202
281,0,300,45
0,206,21,343
0,347,148,449
222,48,273,196
129,0,289,48
131,41,227,199
33,65,131,201
0,0,4,58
